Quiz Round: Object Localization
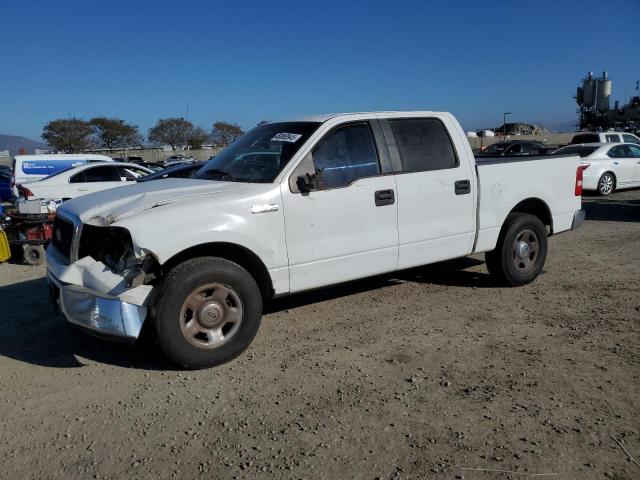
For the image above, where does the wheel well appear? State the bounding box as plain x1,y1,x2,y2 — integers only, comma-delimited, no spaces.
509,198,553,234
161,242,274,300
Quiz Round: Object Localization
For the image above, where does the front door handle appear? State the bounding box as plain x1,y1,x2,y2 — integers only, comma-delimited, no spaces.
374,189,395,206
455,180,471,195
77,187,88,191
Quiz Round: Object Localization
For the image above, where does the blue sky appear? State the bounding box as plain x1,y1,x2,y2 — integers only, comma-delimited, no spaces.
1,0,638,139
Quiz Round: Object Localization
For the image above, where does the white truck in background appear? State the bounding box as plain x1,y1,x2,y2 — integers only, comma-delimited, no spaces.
46,111,585,368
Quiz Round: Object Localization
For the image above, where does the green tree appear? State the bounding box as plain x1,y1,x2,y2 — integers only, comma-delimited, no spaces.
148,117,194,151
187,126,209,149
41,118,94,152
211,121,244,147
90,117,143,151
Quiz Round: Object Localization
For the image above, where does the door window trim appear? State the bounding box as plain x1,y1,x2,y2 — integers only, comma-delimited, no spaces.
288,121,384,193
380,117,460,174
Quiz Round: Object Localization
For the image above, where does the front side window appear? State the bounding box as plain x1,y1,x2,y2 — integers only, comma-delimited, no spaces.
195,122,320,183
628,145,640,157
482,143,508,154
607,146,631,158
622,134,640,145
309,123,380,189
389,118,458,172
506,144,524,154
605,134,620,142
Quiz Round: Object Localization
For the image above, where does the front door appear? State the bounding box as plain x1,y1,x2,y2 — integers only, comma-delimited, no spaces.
627,144,640,182
381,117,476,269
281,122,399,292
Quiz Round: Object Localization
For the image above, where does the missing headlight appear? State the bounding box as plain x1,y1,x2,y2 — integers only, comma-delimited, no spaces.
78,225,158,287
78,225,134,273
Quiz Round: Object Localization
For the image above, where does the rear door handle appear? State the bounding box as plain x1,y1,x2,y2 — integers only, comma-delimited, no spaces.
78,187,88,191
455,180,471,195
374,189,395,206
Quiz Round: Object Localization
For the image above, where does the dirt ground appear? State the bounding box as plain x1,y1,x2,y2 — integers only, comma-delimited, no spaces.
0,190,638,480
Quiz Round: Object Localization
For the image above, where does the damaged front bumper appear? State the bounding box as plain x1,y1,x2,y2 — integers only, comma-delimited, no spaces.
47,246,153,341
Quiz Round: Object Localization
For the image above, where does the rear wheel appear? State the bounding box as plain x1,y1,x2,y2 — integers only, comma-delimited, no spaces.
23,244,45,266
597,172,615,196
485,213,548,286
150,257,263,369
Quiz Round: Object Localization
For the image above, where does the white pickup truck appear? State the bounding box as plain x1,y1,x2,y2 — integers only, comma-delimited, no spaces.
47,111,585,368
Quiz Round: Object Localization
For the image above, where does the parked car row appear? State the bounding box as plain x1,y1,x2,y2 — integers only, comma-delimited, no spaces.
1,153,209,204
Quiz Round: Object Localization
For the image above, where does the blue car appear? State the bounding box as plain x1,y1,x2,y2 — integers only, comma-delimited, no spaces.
0,170,12,201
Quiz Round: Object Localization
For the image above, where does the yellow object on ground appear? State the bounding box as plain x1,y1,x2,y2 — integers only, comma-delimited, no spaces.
0,229,11,262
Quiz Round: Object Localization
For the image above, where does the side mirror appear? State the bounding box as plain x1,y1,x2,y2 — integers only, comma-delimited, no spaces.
296,173,317,195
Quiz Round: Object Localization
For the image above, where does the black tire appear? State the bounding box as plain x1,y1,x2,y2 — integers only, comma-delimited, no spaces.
597,172,615,196
485,213,548,287
23,244,45,266
150,257,263,369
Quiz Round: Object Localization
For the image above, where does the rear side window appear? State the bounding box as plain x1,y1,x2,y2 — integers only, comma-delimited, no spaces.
570,134,599,144
622,134,639,144
389,118,458,173
554,145,598,157
71,166,120,183
311,123,380,189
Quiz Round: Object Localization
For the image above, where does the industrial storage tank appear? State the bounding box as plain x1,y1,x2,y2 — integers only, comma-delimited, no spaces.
582,72,596,107
596,71,611,113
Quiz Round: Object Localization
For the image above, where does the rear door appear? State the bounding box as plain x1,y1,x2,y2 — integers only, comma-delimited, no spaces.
381,116,476,269
282,121,399,292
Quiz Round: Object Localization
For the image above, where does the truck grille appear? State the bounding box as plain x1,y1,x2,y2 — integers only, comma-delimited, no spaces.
52,216,74,261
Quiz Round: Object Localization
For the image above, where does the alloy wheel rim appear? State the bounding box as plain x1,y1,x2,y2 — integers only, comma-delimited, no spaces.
600,175,613,194
179,283,244,349
512,229,539,273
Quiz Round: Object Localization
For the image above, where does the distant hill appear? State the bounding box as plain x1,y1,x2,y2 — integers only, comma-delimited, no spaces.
0,134,49,155
537,120,578,133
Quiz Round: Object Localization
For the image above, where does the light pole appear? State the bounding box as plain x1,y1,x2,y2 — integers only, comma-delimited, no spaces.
503,112,512,138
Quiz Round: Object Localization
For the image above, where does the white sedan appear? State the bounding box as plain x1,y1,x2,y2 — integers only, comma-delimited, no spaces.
554,143,640,195
17,162,154,201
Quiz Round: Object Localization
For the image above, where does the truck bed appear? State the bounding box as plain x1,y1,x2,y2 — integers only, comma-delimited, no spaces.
472,154,582,254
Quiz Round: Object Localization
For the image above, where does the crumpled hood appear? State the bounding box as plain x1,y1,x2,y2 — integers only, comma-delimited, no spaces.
60,178,239,225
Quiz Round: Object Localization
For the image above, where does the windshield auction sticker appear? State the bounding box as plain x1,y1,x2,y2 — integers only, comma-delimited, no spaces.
271,133,302,143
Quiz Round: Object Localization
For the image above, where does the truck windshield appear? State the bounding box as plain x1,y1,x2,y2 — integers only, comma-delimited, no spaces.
195,122,320,183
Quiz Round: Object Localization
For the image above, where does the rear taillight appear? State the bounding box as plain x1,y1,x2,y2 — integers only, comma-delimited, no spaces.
17,184,34,198
575,163,590,196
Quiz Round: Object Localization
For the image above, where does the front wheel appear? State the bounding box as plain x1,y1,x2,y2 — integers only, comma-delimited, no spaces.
150,257,263,369
485,213,548,286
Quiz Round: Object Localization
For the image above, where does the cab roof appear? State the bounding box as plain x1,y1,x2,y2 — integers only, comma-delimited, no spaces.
289,111,447,123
